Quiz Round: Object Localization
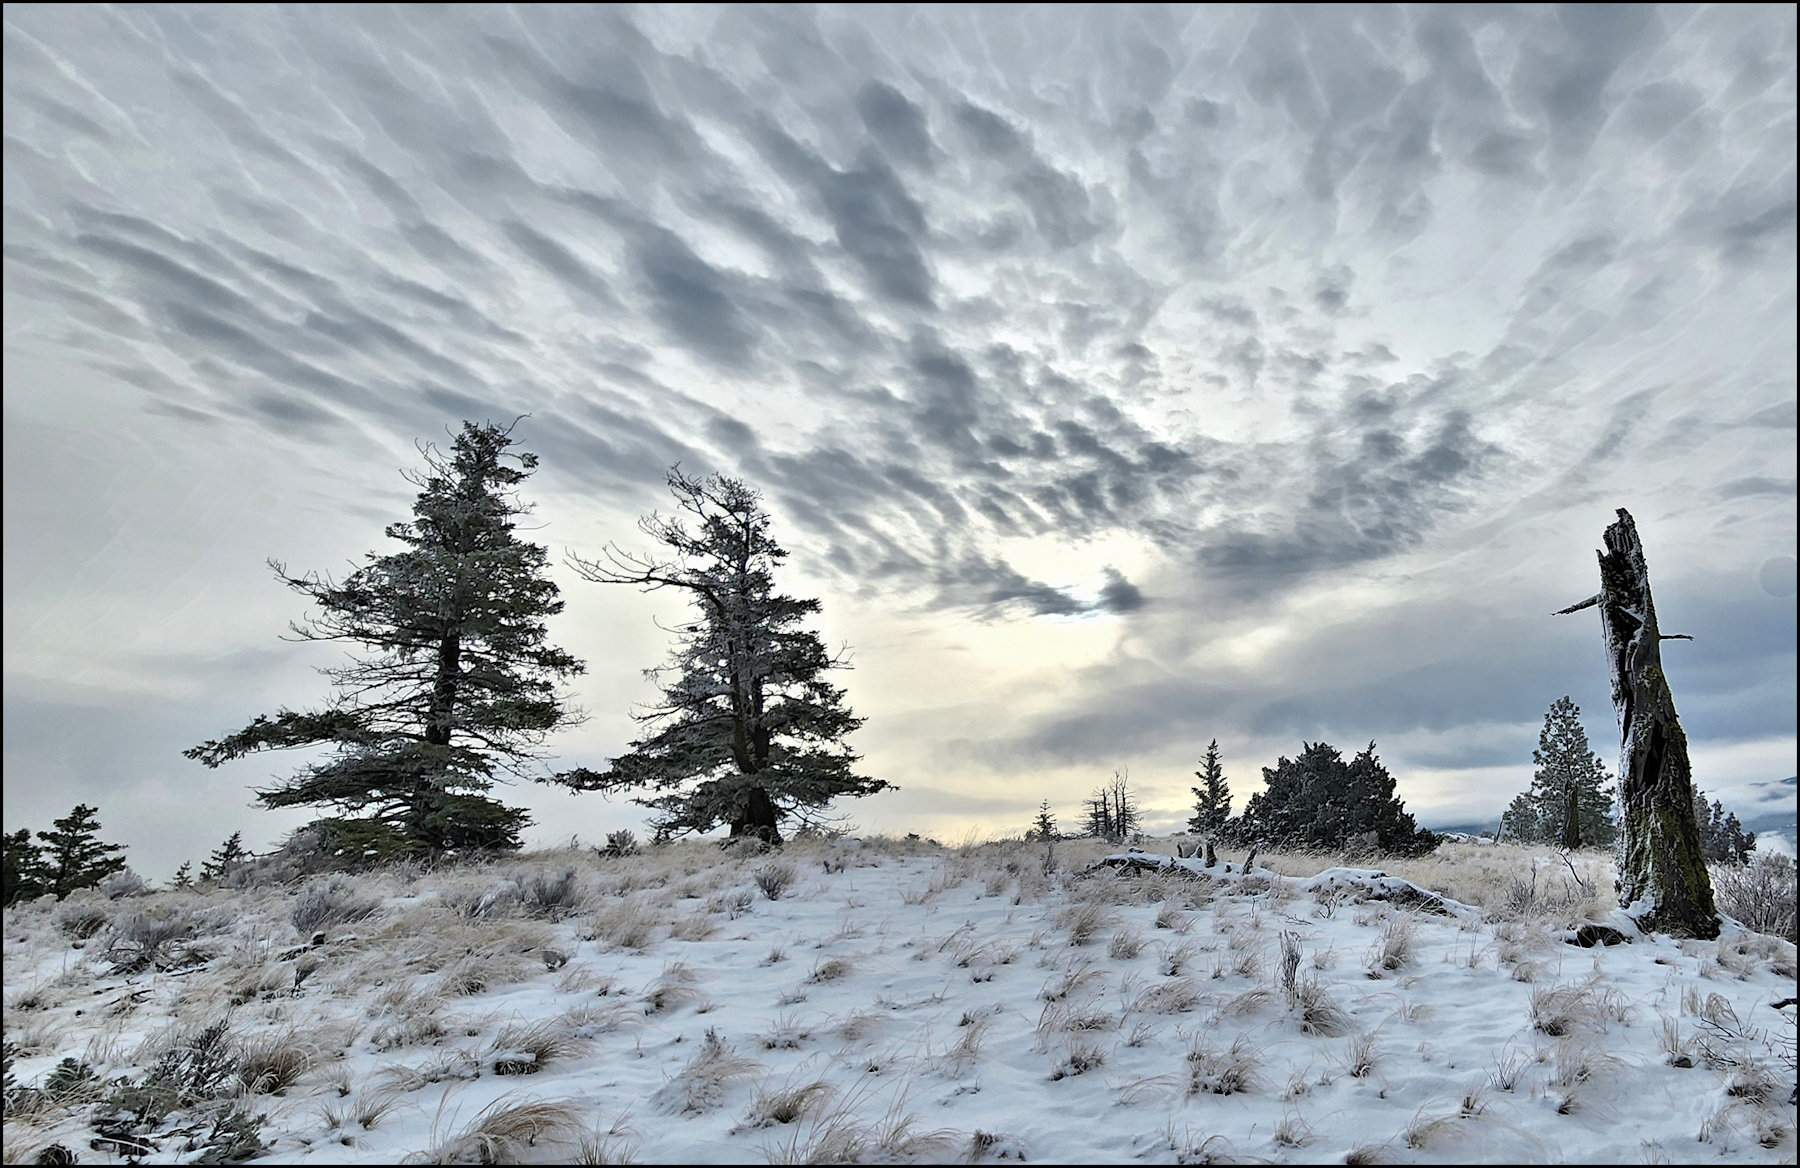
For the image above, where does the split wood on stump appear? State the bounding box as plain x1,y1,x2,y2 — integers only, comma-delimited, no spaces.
1554,508,1718,939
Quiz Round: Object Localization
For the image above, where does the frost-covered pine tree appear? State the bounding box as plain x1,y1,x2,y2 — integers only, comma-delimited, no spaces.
1500,696,1617,848
186,421,585,859
1187,739,1231,836
37,804,128,899
557,469,888,844
1029,800,1058,842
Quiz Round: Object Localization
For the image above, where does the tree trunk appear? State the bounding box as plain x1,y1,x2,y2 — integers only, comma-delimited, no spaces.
1560,781,1581,850
1556,509,1717,938
730,784,782,846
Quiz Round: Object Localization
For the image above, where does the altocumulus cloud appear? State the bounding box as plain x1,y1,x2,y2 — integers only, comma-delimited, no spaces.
2,5,1793,876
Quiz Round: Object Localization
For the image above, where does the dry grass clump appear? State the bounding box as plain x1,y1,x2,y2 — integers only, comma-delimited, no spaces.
53,897,112,940
415,1096,584,1164
488,1017,592,1075
1153,903,1191,933
1184,1032,1263,1096
743,1076,836,1128
1108,928,1145,960
1294,978,1352,1037
235,1030,316,1094
643,962,701,1015
1040,961,1107,1003
1036,999,1117,1048
1129,979,1204,1015
1530,980,1617,1037
590,896,662,951
940,1014,992,1074
1367,914,1418,974
1057,901,1121,947
1049,1036,1109,1079
511,868,585,921
656,893,713,931
1346,1028,1381,1078
104,907,204,973
808,956,854,984
1158,938,1203,977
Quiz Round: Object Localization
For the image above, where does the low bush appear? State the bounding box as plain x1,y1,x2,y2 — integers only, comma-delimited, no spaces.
291,875,382,936
1713,853,1797,942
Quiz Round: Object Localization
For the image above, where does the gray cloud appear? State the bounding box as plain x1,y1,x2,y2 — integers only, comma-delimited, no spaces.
3,5,1793,874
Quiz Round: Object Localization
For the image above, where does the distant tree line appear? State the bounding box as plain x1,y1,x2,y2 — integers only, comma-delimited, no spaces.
3,805,127,906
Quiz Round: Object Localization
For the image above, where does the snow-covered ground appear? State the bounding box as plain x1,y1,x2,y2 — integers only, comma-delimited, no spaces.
4,836,1795,1164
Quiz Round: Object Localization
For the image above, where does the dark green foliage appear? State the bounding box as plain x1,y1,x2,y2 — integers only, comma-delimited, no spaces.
94,1020,267,1162
1692,789,1757,865
1236,741,1437,856
3,828,50,906
200,832,249,883
1028,800,1058,842
559,469,887,844
36,805,128,900
170,861,194,890
1187,739,1232,836
600,829,640,858
186,421,585,857
1500,697,1618,848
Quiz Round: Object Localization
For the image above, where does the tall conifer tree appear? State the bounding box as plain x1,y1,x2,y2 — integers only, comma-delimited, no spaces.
1500,696,1618,848
557,469,886,843
1187,739,1232,835
37,804,128,899
186,421,584,857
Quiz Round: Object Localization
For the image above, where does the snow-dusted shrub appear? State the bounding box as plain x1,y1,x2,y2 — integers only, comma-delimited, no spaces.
105,907,201,973
290,875,382,936
1713,853,1797,942
98,868,149,900
754,861,798,901
52,896,110,940
513,867,584,919
653,1028,761,1114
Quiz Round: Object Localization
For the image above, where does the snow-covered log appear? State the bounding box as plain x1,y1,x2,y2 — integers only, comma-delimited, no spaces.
1080,853,1476,917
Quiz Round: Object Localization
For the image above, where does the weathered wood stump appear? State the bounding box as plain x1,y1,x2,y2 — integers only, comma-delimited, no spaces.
1554,508,1718,938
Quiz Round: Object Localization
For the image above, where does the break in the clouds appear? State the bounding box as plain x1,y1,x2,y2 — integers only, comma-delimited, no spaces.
4,5,1795,877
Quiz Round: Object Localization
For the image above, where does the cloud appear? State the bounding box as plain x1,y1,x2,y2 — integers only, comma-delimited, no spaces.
3,5,1793,872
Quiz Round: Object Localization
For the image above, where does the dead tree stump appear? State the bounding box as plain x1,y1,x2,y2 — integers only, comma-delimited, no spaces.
1554,508,1718,938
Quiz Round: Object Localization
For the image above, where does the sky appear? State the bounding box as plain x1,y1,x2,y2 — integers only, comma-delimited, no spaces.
4,4,1795,880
